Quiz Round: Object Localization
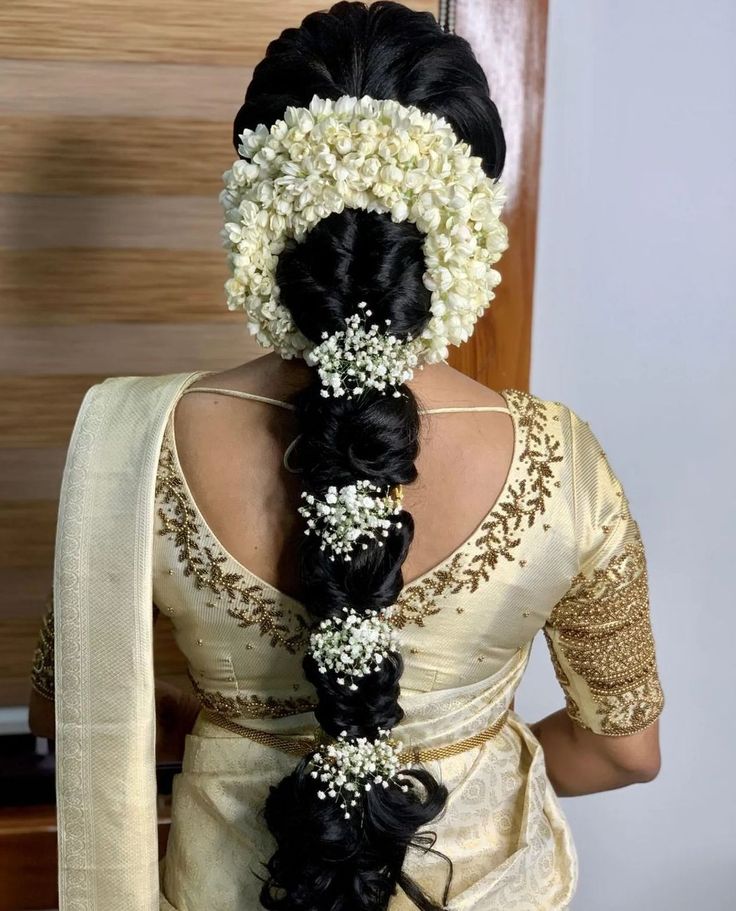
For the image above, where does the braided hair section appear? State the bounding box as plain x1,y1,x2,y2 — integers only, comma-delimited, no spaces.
227,4,506,908
260,209,451,910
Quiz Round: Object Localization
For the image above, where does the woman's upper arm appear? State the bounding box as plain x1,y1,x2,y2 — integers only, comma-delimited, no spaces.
542,408,665,772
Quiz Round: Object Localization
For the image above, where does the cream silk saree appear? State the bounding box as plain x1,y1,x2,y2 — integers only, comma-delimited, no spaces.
52,371,664,910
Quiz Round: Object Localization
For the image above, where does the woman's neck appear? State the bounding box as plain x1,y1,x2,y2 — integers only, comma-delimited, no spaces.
241,350,508,414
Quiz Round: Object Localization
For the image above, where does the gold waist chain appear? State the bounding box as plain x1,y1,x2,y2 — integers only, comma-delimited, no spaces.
201,708,510,764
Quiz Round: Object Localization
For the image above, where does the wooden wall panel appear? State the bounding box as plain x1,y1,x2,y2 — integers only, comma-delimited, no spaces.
0,569,54,624
0,0,436,65
0,449,67,501
0,502,57,569
1,324,263,375
0,60,254,120
0,375,108,448
0,249,236,323
0,115,234,196
0,195,224,251
447,0,548,390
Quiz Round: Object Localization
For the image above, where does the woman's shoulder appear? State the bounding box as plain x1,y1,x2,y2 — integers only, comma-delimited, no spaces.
86,370,205,397
502,389,616,461
507,391,636,528
499,389,612,493
420,365,575,417
67,372,207,437
495,385,576,431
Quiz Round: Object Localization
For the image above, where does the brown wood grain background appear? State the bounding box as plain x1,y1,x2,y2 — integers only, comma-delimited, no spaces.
0,0,546,712
448,0,548,389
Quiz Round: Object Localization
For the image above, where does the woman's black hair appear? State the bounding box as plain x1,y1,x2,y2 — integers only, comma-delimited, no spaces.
233,3,505,908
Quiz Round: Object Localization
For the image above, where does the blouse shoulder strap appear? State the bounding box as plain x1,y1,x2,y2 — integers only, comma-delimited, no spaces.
421,405,512,416
181,387,512,416
181,386,296,411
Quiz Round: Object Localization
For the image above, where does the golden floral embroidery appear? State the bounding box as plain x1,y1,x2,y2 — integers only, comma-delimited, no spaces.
390,390,564,627
543,528,664,736
31,593,55,700
462,390,563,591
188,669,317,719
156,435,310,654
390,553,467,629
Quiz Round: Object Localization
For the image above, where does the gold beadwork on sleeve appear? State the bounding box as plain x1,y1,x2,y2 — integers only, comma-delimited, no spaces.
543,629,584,723
543,525,664,736
31,594,55,700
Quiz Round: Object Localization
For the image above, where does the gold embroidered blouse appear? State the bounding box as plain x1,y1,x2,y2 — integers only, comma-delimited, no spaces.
30,590,55,701
35,371,667,910
145,387,664,738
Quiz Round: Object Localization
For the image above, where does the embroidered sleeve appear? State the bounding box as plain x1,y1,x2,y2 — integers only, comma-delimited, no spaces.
31,591,55,700
542,411,665,736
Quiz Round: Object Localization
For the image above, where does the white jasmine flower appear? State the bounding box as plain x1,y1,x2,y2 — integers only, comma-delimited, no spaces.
221,94,509,365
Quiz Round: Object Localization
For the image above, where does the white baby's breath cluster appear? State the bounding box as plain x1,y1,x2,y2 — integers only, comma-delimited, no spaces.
305,303,420,399
308,606,399,689
309,728,408,818
298,480,402,560
220,94,509,364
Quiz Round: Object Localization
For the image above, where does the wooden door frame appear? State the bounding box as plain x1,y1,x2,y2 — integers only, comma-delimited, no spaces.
445,0,549,392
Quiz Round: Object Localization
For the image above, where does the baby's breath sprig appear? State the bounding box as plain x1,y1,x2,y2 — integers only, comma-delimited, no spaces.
308,728,408,819
304,302,420,399
298,479,403,560
308,606,400,690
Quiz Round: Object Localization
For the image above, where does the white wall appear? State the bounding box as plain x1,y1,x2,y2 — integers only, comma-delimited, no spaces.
517,2,736,908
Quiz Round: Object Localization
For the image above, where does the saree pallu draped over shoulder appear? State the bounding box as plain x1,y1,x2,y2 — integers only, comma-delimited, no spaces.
54,371,207,911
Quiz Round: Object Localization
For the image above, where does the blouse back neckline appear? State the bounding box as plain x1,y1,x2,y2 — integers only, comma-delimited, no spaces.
163,375,521,604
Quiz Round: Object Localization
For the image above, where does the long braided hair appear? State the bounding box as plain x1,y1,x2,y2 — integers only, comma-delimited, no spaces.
232,3,506,908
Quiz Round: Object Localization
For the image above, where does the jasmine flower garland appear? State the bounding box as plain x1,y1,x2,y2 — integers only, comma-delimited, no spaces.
298,480,403,560
308,606,400,690
220,93,509,364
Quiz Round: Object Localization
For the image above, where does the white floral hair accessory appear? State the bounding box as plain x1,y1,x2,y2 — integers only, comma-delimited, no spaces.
308,606,400,689
305,302,420,399
220,94,508,364
298,480,403,560
309,728,408,818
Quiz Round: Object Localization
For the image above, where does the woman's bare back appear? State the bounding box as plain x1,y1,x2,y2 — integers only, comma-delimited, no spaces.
172,353,515,599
